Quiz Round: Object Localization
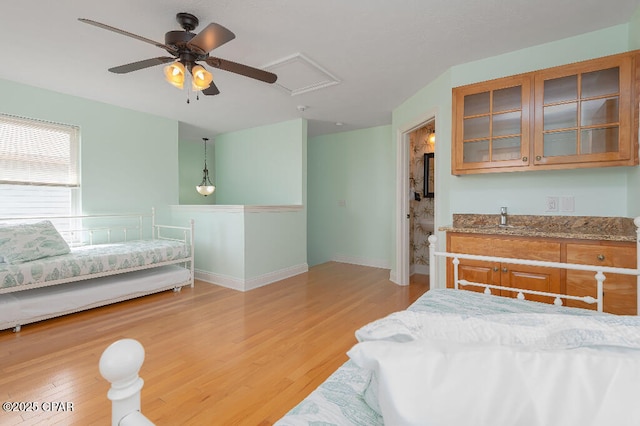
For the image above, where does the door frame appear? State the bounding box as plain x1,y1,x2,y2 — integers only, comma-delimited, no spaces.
393,111,437,286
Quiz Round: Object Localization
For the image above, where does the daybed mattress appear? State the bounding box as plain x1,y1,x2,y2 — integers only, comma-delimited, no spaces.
274,289,605,426
0,239,190,293
0,264,190,330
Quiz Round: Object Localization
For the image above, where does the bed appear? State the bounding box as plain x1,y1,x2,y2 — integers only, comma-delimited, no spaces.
0,209,193,331
275,224,640,426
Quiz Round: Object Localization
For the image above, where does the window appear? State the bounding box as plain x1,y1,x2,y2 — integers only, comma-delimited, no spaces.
0,113,80,219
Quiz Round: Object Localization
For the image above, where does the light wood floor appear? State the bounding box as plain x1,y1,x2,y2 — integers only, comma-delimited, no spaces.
0,262,429,425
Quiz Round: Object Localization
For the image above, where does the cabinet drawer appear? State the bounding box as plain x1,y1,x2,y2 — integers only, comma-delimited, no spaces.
449,234,560,261
565,242,636,315
566,243,636,268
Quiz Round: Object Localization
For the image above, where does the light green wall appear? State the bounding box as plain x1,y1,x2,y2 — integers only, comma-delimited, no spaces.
0,78,179,220
628,9,640,218
389,23,639,278
171,208,246,279
214,119,306,205
179,138,216,205
307,125,393,267
447,24,634,218
450,25,630,86
174,119,308,288
244,209,307,278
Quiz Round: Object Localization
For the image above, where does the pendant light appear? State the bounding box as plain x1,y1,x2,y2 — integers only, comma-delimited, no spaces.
196,137,215,196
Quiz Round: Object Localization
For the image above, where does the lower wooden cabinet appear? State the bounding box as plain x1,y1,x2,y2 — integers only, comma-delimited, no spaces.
565,242,637,315
446,233,637,313
447,234,561,304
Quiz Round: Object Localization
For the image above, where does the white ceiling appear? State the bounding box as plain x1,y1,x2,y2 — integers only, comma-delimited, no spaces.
1,0,638,141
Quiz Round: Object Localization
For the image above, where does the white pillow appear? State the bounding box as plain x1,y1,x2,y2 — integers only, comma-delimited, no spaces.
348,339,640,426
0,220,70,264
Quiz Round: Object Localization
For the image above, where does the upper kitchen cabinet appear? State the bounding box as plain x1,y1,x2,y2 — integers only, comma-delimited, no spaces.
452,51,640,175
452,75,531,174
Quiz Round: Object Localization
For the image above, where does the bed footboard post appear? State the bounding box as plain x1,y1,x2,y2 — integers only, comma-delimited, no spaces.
595,271,605,313
635,217,640,315
151,207,156,240
428,235,437,290
99,339,155,426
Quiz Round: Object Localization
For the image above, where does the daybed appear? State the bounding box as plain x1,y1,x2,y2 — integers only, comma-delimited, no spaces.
275,223,640,426
0,209,193,332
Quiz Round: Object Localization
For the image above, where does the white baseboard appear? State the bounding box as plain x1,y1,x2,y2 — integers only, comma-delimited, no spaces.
331,255,390,270
195,263,309,292
244,264,309,291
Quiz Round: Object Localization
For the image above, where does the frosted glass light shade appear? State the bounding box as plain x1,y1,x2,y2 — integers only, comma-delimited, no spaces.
164,62,186,89
196,185,215,196
192,65,213,91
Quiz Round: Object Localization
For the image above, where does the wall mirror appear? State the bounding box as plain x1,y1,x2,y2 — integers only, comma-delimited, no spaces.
424,153,435,198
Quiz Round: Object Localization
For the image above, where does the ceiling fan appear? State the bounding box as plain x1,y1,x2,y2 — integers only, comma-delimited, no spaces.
78,12,277,97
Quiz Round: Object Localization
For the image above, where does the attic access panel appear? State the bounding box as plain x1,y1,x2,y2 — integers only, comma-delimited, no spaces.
263,53,340,96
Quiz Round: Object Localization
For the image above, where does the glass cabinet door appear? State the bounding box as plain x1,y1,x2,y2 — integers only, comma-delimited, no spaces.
453,75,531,173
452,50,638,175
534,55,633,165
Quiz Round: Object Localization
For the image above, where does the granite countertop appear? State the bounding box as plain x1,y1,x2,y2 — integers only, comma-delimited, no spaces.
439,214,638,242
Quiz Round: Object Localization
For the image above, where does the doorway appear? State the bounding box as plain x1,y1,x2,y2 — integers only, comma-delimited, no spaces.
394,115,436,286
408,120,436,279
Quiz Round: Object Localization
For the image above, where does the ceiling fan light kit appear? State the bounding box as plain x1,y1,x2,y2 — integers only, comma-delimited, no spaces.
191,64,213,91
164,61,186,89
78,12,277,98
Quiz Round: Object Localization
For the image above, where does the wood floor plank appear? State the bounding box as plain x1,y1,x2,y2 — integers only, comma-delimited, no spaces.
0,262,429,425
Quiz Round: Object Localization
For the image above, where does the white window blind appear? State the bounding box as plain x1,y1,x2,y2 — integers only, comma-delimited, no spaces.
0,113,79,187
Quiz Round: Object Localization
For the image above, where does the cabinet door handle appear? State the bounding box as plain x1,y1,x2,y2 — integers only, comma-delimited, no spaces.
522,156,528,162
597,254,605,261
536,155,542,161
502,267,508,273
493,266,499,272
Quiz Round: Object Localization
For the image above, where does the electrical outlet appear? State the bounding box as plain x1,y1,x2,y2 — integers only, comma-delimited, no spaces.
337,199,346,207
560,196,575,212
545,196,559,212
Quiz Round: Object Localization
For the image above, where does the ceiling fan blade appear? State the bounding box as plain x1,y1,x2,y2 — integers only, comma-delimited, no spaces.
202,82,220,96
78,18,178,55
109,57,176,74
205,57,277,84
187,23,236,55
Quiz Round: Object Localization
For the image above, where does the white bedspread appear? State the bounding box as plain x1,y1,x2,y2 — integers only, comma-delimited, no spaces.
349,336,640,426
275,289,635,426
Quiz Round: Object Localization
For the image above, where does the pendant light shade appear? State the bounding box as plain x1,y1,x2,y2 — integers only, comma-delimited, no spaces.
191,64,213,91
196,137,215,196
164,61,186,89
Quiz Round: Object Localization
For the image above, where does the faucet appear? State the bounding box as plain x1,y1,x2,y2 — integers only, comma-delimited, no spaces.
500,207,508,226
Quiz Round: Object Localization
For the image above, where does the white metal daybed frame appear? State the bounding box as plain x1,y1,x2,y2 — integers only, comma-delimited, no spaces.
428,216,640,314
0,208,194,332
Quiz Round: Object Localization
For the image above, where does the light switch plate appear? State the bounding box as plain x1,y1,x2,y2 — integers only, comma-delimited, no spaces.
545,196,559,212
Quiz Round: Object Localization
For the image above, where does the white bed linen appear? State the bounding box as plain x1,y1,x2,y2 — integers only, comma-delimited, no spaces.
350,303,640,425
0,265,190,330
349,338,640,426
274,289,615,426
